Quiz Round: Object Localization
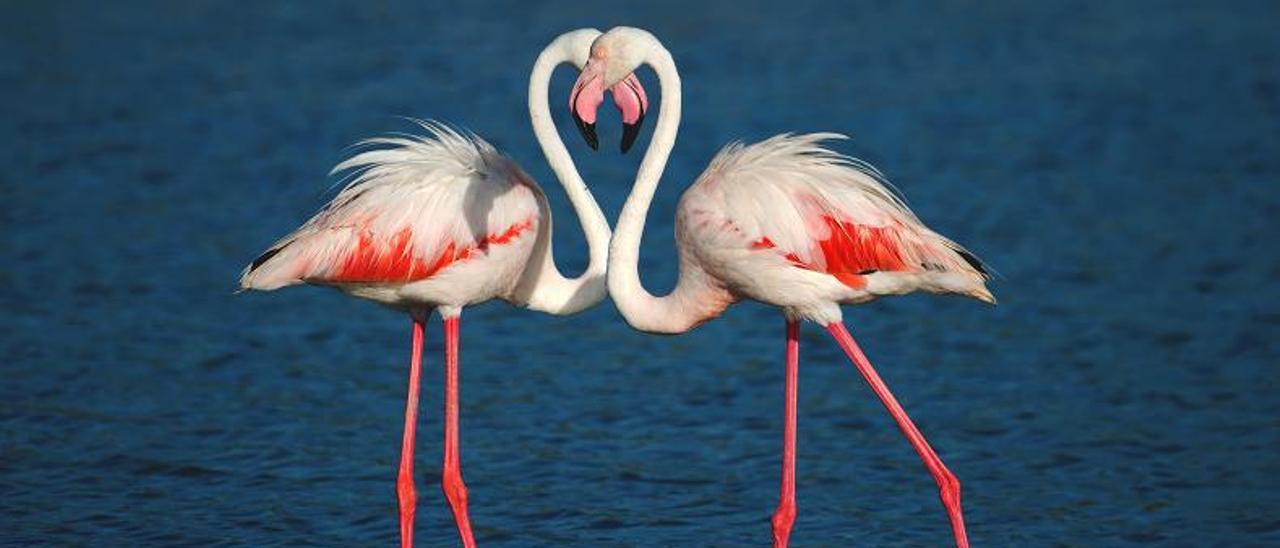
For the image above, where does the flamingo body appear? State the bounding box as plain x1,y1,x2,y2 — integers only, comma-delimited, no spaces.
240,124,545,311
677,133,993,324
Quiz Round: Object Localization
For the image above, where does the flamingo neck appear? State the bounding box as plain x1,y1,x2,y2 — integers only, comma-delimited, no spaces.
608,44,728,334
520,34,611,315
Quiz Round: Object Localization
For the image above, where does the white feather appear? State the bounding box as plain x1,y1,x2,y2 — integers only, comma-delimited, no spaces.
239,121,541,302
678,133,992,305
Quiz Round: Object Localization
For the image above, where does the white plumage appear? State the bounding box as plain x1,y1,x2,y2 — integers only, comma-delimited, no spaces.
240,122,543,309
679,133,993,316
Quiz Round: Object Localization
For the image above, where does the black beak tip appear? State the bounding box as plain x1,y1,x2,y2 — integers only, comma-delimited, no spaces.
572,113,598,151
620,123,639,154
620,109,646,154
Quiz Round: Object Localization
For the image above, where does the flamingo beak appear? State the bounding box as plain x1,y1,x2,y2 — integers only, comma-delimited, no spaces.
570,62,650,153
612,73,648,154
570,62,605,150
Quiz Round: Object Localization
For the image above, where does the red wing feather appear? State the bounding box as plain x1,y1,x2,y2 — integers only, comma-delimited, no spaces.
326,218,534,283
753,216,914,289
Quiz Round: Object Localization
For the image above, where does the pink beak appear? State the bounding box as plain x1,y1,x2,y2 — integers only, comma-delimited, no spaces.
570,62,649,153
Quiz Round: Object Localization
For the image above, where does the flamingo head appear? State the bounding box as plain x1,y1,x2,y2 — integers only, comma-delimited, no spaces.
570,27,654,153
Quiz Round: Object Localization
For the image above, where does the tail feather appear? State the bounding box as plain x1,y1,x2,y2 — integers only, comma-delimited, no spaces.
248,246,285,272
969,283,997,305
953,247,988,277
239,240,303,291
943,245,996,304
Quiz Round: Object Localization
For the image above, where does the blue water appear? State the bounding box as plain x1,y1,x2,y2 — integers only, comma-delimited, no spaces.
3,1,1278,546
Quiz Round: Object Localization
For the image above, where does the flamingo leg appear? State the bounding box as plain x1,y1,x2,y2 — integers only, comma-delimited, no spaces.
826,322,969,548
441,315,476,548
397,313,427,548
772,318,801,547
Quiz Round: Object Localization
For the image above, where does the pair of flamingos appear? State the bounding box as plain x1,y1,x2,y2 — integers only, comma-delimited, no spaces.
241,27,992,548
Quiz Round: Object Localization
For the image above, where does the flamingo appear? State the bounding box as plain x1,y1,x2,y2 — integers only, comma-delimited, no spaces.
569,27,995,547
239,28,637,548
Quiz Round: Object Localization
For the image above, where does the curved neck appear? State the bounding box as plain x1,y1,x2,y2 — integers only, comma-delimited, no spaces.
520,39,611,315
608,45,728,334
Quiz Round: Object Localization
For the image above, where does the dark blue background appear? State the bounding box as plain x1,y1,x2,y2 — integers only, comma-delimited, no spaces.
3,1,1278,545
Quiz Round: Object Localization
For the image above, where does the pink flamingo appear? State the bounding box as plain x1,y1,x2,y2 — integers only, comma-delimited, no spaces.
239,29,636,548
570,27,994,547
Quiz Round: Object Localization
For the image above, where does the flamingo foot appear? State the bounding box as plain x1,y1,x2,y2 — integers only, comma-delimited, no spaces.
397,469,417,548
442,468,475,548
771,501,796,547
935,464,968,548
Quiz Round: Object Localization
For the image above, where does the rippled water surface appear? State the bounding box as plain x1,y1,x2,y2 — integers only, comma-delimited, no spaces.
3,1,1279,546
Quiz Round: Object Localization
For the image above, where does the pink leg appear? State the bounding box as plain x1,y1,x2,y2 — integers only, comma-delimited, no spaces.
397,314,426,548
826,322,969,548
772,319,801,547
441,316,476,548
